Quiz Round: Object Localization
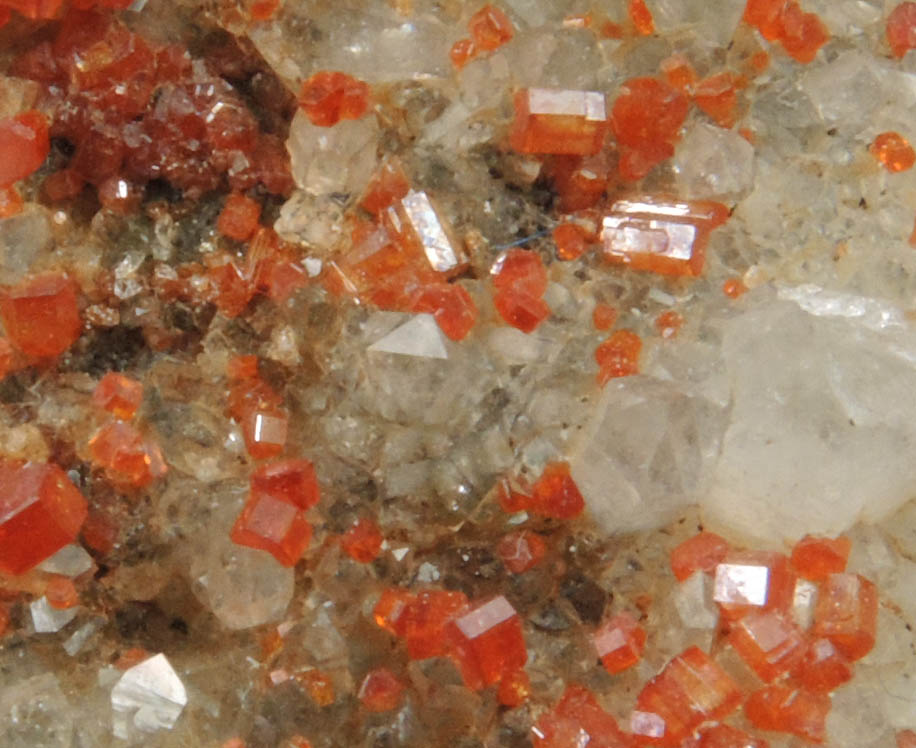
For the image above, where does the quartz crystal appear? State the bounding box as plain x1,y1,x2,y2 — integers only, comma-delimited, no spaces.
110,653,187,739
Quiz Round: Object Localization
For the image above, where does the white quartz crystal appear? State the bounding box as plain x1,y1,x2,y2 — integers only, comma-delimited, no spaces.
368,313,448,359
37,544,94,578
111,653,187,738
674,122,756,199
649,0,745,45
30,597,79,634
0,674,73,748
673,571,718,629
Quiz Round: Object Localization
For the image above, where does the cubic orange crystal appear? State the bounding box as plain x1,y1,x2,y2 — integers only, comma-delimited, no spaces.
611,78,687,179
492,249,548,296
340,517,383,563
636,646,742,746
446,595,527,689
745,685,830,742
532,684,631,748
792,637,853,692
888,3,916,58
91,372,143,420
714,550,796,620
670,531,730,582
401,589,469,660
600,197,729,277
217,193,262,241
358,667,405,712
468,4,514,52
0,273,82,359
251,459,320,509
728,609,807,682
812,573,877,661
530,461,585,519
870,131,916,172
595,329,642,383
230,490,312,566
494,289,551,333
509,88,607,155
593,611,646,674
497,530,546,574
790,534,851,580
553,222,588,260
0,109,49,188
298,71,370,127
89,421,167,488
0,460,88,576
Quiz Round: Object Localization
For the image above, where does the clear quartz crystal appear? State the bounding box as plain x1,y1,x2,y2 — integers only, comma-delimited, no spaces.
110,654,187,738
30,597,79,634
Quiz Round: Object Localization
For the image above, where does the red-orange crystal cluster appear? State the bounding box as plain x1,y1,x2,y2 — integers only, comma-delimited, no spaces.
0,272,81,359
12,10,292,200
510,88,608,156
227,356,290,459
451,4,514,69
743,0,829,64
91,372,143,420
0,459,88,575
533,684,631,747
298,71,370,127
0,109,49,189
230,458,320,566
491,249,551,333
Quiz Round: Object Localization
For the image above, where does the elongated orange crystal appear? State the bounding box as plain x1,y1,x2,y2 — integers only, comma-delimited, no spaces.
888,3,916,58
812,573,877,661
600,196,729,277
510,88,607,156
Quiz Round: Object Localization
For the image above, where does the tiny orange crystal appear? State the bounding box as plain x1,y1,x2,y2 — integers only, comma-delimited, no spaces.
888,3,916,58
530,461,585,519
593,611,646,674
358,667,405,712
745,685,830,742
450,38,478,69
592,303,617,331
92,372,144,420
790,534,851,580
670,531,730,582
340,517,383,563
870,131,916,172
628,0,654,35
497,530,546,573
218,193,262,241
553,222,588,261
0,109,49,188
595,329,642,383
0,273,82,359
298,71,370,127
468,4,514,52
510,88,607,156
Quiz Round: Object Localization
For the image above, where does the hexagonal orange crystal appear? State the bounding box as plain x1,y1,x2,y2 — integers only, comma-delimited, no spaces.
0,273,82,359
533,684,630,748
510,88,607,156
812,573,877,661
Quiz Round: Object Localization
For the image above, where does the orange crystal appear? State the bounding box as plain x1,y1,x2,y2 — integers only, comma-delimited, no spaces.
468,4,514,52
547,152,612,212
553,222,588,260
510,88,608,156
217,193,262,241
450,38,478,69
693,72,742,129
230,490,312,566
729,609,807,682
358,667,405,712
696,724,769,748
410,283,478,341
635,646,742,747
744,0,829,64
660,54,697,93
0,110,49,188
298,71,370,127
251,459,320,509
898,730,916,748
870,131,916,172
91,372,143,420
792,637,852,692
723,277,748,298
812,573,877,661
670,531,730,582
714,550,797,620
89,421,167,488
296,669,335,706
0,273,82,359
600,196,729,277
655,310,683,339
888,3,916,58
532,684,631,748
401,589,469,660
628,0,654,35
0,460,88,576
592,303,617,331
790,535,851,580
595,329,642,383
372,587,412,635
446,595,527,689
230,378,289,459
496,476,532,513
340,517,383,563
745,685,829,742
361,158,410,215
45,575,79,609
497,668,530,707
530,461,585,519
0,185,23,218
593,611,646,674
497,530,546,574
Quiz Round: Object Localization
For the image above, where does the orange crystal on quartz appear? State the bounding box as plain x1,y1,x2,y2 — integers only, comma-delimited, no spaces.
600,196,729,277
217,193,262,241
450,38,478,69
745,685,830,742
492,249,551,333
635,646,742,746
790,535,851,580
695,724,769,748
530,461,585,519
401,589,469,660
693,72,742,129
497,530,546,573
654,310,683,339
409,283,478,341
298,71,370,127
728,609,807,682
792,637,853,692
0,273,82,359
358,667,405,712
45,575,79,609
0,460,88,576
888,3,916,58
88,421,167,488
510,88,607,156
91,372,143,420
592,303,618,331
595,329,642,383
228,373,289,459
812,573,877,661
468,4,514,52
340,517,383,563
0,110,49,188
628,0,654,35
251,459,320,510
593,611,647,674
446,595,527,689
744,0,829,64
532,684,631,748
714,550,797,620
553,222,589,260
870,131,916,172
230,489,312,566
670,531,730,582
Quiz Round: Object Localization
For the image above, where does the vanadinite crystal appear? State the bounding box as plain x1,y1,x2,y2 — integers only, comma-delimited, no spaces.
357,667,405,712
671,531,730,582
88,421,167,488
887,2,916,58
340,517,383,563
446,595,527,689
0,273,82,358
230,489,312,567
592,611,646,674
728,609,807,682
468,4,514,52
509,88,607,155
600,197,729,277
0,460,88,575
870,131,916,173
812,573,877,661
530,461,585,519
298,71,370,127
532,684,631,748
744,685,830,742
91,372,143,420
497,530,546,573
0,109,49,187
